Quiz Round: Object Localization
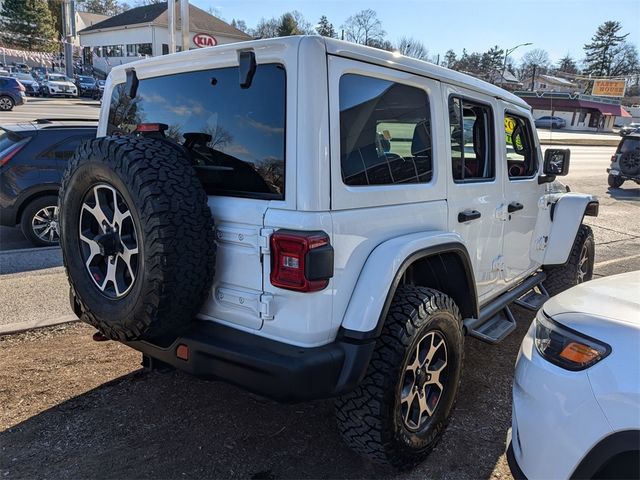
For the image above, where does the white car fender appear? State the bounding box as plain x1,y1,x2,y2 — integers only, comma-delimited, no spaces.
544,193,598,265
340,231,473,335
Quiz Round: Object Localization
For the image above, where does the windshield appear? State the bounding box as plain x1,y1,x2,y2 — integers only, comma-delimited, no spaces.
79,76,94,83
49,75,67,82
14,73,33,81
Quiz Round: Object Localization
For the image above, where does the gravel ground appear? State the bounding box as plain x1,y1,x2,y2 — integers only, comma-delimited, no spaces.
0,318,531,479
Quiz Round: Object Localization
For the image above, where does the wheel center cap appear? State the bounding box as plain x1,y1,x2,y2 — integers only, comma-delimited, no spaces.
416,369,431,388
94,230,121,257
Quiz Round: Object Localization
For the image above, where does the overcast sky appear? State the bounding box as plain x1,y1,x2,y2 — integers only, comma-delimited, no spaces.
193,0,640,65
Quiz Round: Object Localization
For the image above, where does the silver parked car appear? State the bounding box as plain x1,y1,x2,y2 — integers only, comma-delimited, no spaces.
535,116,566,129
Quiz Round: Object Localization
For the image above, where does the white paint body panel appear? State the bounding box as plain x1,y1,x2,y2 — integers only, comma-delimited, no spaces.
512,272,640,479
543,193,597,265
99,37,591,348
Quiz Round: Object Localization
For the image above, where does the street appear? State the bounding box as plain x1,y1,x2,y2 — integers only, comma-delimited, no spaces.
1,96,100,123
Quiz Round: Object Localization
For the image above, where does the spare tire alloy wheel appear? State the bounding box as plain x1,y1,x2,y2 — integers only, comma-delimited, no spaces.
59,136,216,342
619,151,640,176
79,183,139,298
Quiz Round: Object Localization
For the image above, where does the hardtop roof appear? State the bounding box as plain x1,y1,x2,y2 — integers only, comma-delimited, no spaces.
110,36,529,109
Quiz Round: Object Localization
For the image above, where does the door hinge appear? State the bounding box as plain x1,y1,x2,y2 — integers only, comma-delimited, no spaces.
260,293,274,320
495,204,509,222
259,228,274,255
534,236,548,251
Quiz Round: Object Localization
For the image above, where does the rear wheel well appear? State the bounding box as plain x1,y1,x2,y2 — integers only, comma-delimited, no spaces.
401,252,477,320
16,189,59,224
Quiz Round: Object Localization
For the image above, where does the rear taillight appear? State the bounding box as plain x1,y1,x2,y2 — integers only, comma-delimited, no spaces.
610,154,616,163
17,81,25,92
270,230,334,292
0,140,28,166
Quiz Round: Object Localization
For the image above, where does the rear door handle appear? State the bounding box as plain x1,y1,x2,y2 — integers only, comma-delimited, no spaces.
458,209,481,223
508,202,524,213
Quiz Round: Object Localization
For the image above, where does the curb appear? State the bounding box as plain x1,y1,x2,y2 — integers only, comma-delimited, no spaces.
0,314,78,336
539,139,619,147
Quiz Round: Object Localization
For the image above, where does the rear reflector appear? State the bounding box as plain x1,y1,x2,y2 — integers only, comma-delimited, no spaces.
176,344,189,361
270,230,333,292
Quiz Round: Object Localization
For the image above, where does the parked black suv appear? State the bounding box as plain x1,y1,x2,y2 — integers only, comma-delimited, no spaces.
0,119,97,246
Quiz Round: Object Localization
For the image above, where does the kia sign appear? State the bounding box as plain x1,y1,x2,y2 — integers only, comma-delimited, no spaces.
193,33,217,48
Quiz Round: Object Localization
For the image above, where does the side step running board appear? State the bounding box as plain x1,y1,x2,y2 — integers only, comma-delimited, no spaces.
515,284,549,311
463,272,547,344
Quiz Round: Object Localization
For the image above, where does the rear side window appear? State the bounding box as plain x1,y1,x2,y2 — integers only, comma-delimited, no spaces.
40,134,93,161
505,114,537,178
619,137,640,154
107,64,286,200
339,74,433,186
0,128,20,154
449,97,494,182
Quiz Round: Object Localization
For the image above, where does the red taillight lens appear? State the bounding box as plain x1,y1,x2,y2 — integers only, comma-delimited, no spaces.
270,230,333,292
0,140,27,166
17,81,25,92
610,154,616,163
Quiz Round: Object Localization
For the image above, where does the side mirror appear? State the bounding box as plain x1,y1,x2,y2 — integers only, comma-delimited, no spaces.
543,148,570,176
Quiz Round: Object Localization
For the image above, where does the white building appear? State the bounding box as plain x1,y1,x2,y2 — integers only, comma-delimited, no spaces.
74,11,111,47
78,2,251,74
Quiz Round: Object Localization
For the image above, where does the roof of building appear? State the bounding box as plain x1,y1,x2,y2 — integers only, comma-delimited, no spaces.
79,2,251,39
77,11,111,28
518,92,630,117
536,74,576,87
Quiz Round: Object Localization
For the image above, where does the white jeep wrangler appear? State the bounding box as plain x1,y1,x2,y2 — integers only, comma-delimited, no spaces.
60,37,598,469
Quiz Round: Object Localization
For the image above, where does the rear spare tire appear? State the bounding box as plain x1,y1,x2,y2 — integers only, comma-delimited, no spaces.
59,136,216,342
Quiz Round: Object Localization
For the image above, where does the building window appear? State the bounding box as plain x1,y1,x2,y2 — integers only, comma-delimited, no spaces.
102,45,124,57
126,43,152,57
449,96,494,182
339,74,433,186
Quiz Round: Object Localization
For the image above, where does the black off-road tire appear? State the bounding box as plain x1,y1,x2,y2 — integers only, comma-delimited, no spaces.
544,224,594,297
335,286,464,469
608,174,624,189
59,136,216,342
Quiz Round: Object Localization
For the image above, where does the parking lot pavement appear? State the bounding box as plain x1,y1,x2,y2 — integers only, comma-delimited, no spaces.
0,96,99,124
0,145,639,478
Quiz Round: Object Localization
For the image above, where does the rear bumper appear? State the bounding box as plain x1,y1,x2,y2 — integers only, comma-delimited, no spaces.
126,321,375,403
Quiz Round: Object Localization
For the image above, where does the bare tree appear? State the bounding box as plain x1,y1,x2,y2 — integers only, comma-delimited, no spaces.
395,37,429,60
250,17,279,39
519,48,551,80
341,9,385,46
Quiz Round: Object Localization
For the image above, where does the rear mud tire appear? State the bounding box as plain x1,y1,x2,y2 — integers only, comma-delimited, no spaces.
608,174,624,189
59,136,216,342
335,286,464,470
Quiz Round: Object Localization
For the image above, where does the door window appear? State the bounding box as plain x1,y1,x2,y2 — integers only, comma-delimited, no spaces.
339,74,433,186
449,97,494,182
505,114,537,178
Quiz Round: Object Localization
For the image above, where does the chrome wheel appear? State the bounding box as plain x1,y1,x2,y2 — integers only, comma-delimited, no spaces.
32,205,60,243
78,183,139,299
577,244,590,284
400,330,448,431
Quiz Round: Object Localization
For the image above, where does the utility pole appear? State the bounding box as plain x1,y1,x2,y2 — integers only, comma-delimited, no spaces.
530,64,537,91
180,0,189,52
61,0,75,77
168,0,176,53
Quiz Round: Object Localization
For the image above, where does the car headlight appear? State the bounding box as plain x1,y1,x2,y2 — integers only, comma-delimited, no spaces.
535,312,610,371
